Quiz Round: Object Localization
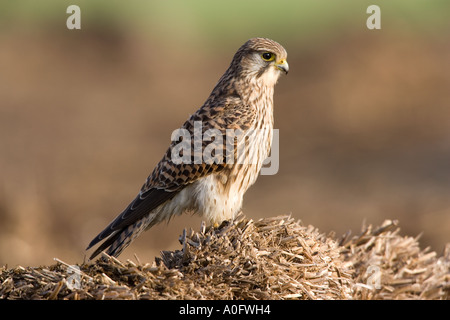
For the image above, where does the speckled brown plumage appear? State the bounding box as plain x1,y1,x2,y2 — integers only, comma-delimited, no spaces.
87,38,288,259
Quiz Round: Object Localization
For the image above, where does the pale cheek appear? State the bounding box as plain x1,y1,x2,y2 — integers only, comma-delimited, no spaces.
260,67,281,87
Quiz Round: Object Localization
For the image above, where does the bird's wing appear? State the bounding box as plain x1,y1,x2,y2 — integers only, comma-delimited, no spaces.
86,98,255,253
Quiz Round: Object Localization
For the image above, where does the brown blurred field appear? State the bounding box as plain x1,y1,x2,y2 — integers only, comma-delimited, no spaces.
1,2,450,267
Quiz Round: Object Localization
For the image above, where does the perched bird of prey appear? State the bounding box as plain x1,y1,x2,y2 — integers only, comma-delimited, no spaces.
87,37,288,259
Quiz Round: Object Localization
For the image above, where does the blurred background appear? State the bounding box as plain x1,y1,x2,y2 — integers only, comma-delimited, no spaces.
1,0,449,266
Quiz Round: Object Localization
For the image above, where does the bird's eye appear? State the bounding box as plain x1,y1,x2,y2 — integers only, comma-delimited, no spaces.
261,52,275,61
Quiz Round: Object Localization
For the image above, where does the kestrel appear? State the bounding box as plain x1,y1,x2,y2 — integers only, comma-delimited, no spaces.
87,38,288,259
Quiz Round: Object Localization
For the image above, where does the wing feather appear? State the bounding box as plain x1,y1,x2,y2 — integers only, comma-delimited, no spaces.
87,97,256,256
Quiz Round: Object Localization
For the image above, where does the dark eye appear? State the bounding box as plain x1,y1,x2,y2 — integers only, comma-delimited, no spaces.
261,52,275,61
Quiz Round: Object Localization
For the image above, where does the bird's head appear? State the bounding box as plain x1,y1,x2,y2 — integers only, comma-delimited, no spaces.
232,37,288,87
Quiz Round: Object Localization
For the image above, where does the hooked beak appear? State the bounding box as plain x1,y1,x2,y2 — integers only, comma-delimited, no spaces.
275,59,289,74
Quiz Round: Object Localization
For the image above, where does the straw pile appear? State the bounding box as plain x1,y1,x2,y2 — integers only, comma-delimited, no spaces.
1,214,449,300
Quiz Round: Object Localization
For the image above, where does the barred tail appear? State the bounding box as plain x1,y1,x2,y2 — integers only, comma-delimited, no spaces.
88,219,147,260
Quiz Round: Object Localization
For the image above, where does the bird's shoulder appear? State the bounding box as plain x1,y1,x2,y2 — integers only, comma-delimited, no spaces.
186,95,256,131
